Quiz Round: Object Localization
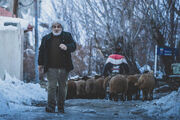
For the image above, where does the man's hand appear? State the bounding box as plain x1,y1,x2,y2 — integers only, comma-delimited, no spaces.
38,65,43,72
59,44,67,51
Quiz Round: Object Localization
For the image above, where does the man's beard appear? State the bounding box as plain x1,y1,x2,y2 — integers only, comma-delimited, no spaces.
52,30,62,36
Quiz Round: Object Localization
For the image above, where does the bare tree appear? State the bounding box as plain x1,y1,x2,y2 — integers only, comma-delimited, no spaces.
48,0,180,75
136,0,179,75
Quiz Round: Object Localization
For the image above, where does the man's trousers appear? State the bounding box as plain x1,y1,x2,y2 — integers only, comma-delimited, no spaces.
47,68,68,109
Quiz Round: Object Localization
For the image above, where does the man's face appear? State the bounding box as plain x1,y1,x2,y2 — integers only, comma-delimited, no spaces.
52,23,62,36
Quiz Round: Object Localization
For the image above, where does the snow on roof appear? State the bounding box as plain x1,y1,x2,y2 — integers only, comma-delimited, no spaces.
0,16,29,30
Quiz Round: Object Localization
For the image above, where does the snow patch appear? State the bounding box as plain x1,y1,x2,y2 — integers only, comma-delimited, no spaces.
139,64,152,73
0,73,47,114
24,48,35,55
141,88,180,119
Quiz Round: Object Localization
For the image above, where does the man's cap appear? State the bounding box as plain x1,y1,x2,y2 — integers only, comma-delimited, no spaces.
50,19,64,29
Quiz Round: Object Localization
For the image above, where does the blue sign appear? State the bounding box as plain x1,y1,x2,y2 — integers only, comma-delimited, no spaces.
157,47,178,56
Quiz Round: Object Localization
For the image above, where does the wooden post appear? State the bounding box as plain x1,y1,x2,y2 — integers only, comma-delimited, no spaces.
13,0,18,17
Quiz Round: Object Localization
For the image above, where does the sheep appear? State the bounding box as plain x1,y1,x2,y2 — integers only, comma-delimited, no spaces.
109,74,128,101
103,76,112,99
135,72,155,101
85,78,96,99
103,76,111,90
66,80,77,99
75,80,86,98
95,77,106,99
127,74,141,100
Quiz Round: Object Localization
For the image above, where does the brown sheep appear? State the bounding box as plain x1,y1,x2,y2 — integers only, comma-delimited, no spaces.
94,74,102,79
95,77,106,99
85,78,96,99
81,76,90,81
135,72,155,101
66,80,77,99
103,76,112,99
109,74,128,101
103,76,112,91
75,80,86,98
127,74,141,100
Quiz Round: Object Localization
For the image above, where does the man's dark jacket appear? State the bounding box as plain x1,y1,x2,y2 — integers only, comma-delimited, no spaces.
38,31,76,73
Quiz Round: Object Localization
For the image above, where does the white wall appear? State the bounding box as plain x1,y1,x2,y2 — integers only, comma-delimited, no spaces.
0,23,24,80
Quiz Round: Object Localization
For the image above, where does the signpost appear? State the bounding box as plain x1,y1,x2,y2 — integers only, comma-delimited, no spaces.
154,45,158,78
157,47,177,56
154,45,178,78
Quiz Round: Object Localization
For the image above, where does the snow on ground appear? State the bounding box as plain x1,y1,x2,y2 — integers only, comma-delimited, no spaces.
0,72,180,119
140,88,180,119
0,73,47,114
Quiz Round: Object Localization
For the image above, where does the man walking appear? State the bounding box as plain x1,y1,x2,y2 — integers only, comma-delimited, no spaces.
38,20,76,113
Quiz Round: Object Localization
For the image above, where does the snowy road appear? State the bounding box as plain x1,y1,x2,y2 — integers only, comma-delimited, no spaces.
0,75,179,120
0,99,174,120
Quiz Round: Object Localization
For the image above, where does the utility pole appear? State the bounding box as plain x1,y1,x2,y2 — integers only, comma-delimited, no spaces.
34,0,39,83
13,0,18,17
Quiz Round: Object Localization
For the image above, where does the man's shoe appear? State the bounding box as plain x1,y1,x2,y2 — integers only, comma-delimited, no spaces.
58,108,64,113
58,106,64,113
45,106,55,113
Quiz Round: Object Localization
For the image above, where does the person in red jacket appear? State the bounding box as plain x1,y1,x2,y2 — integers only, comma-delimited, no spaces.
102,54,129,77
